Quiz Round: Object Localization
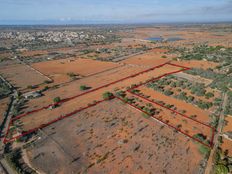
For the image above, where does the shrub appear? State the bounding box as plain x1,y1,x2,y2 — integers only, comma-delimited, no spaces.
53,97,61,103
199,145,210,156
102,92,114,100
193,133,207,142
214,164,229,174
44,80,52,84
80,85,88,91
164,90,174,96
205,92,214,99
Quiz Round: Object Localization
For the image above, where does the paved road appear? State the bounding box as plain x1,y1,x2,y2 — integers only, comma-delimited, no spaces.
204,92,228,174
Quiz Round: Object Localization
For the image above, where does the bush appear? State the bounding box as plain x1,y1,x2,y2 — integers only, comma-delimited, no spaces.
205,92,214,99
53,97,61,103
44,80,52,84
193,133,207,142
199,145,210,156
80,85,89,91
164,90,174,96
214,164,229,174
162,55,167,58
67,72,77,79
102,92,114,100
142,113,150,119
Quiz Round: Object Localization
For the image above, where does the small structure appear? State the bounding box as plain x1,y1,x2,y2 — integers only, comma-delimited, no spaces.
23,91,42,99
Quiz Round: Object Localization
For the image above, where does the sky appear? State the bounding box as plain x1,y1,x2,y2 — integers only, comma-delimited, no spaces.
0,0,232,24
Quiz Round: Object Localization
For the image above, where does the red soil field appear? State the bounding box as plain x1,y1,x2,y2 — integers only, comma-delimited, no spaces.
221,138,232,156
121,48,174,66
23,63,180,112
224,116,232,133
172,60,219,70
137,86,212,124
14,64,182,132
123,92,213,145
31,58,121,83
26,100,204,174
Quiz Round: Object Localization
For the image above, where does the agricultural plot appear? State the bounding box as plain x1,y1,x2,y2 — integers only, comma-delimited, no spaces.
145,75,221,113
4,62,185,143
116,92,213,147
0,63,48,91
20,62,181,113
25,100,204,174
31,58,121,83
221,138,232,157
224,116,232,133
133,86,211,124
121,48,173,66
172,60,218,70
22,65,148,111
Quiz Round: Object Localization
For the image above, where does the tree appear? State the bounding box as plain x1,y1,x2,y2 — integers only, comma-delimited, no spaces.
53,97,61,103
102,92,114,100
214,164,229,174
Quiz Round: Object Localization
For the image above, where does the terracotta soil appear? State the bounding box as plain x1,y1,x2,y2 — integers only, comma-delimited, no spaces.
172,60,219,70
137,86,211,124
26,100,204,174
124,92,212,144
223,116,232,133
121,48,174,67
221,138,232,156
31,58,121,83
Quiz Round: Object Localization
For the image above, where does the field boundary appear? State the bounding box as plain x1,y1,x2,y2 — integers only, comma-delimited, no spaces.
3,62,215,148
